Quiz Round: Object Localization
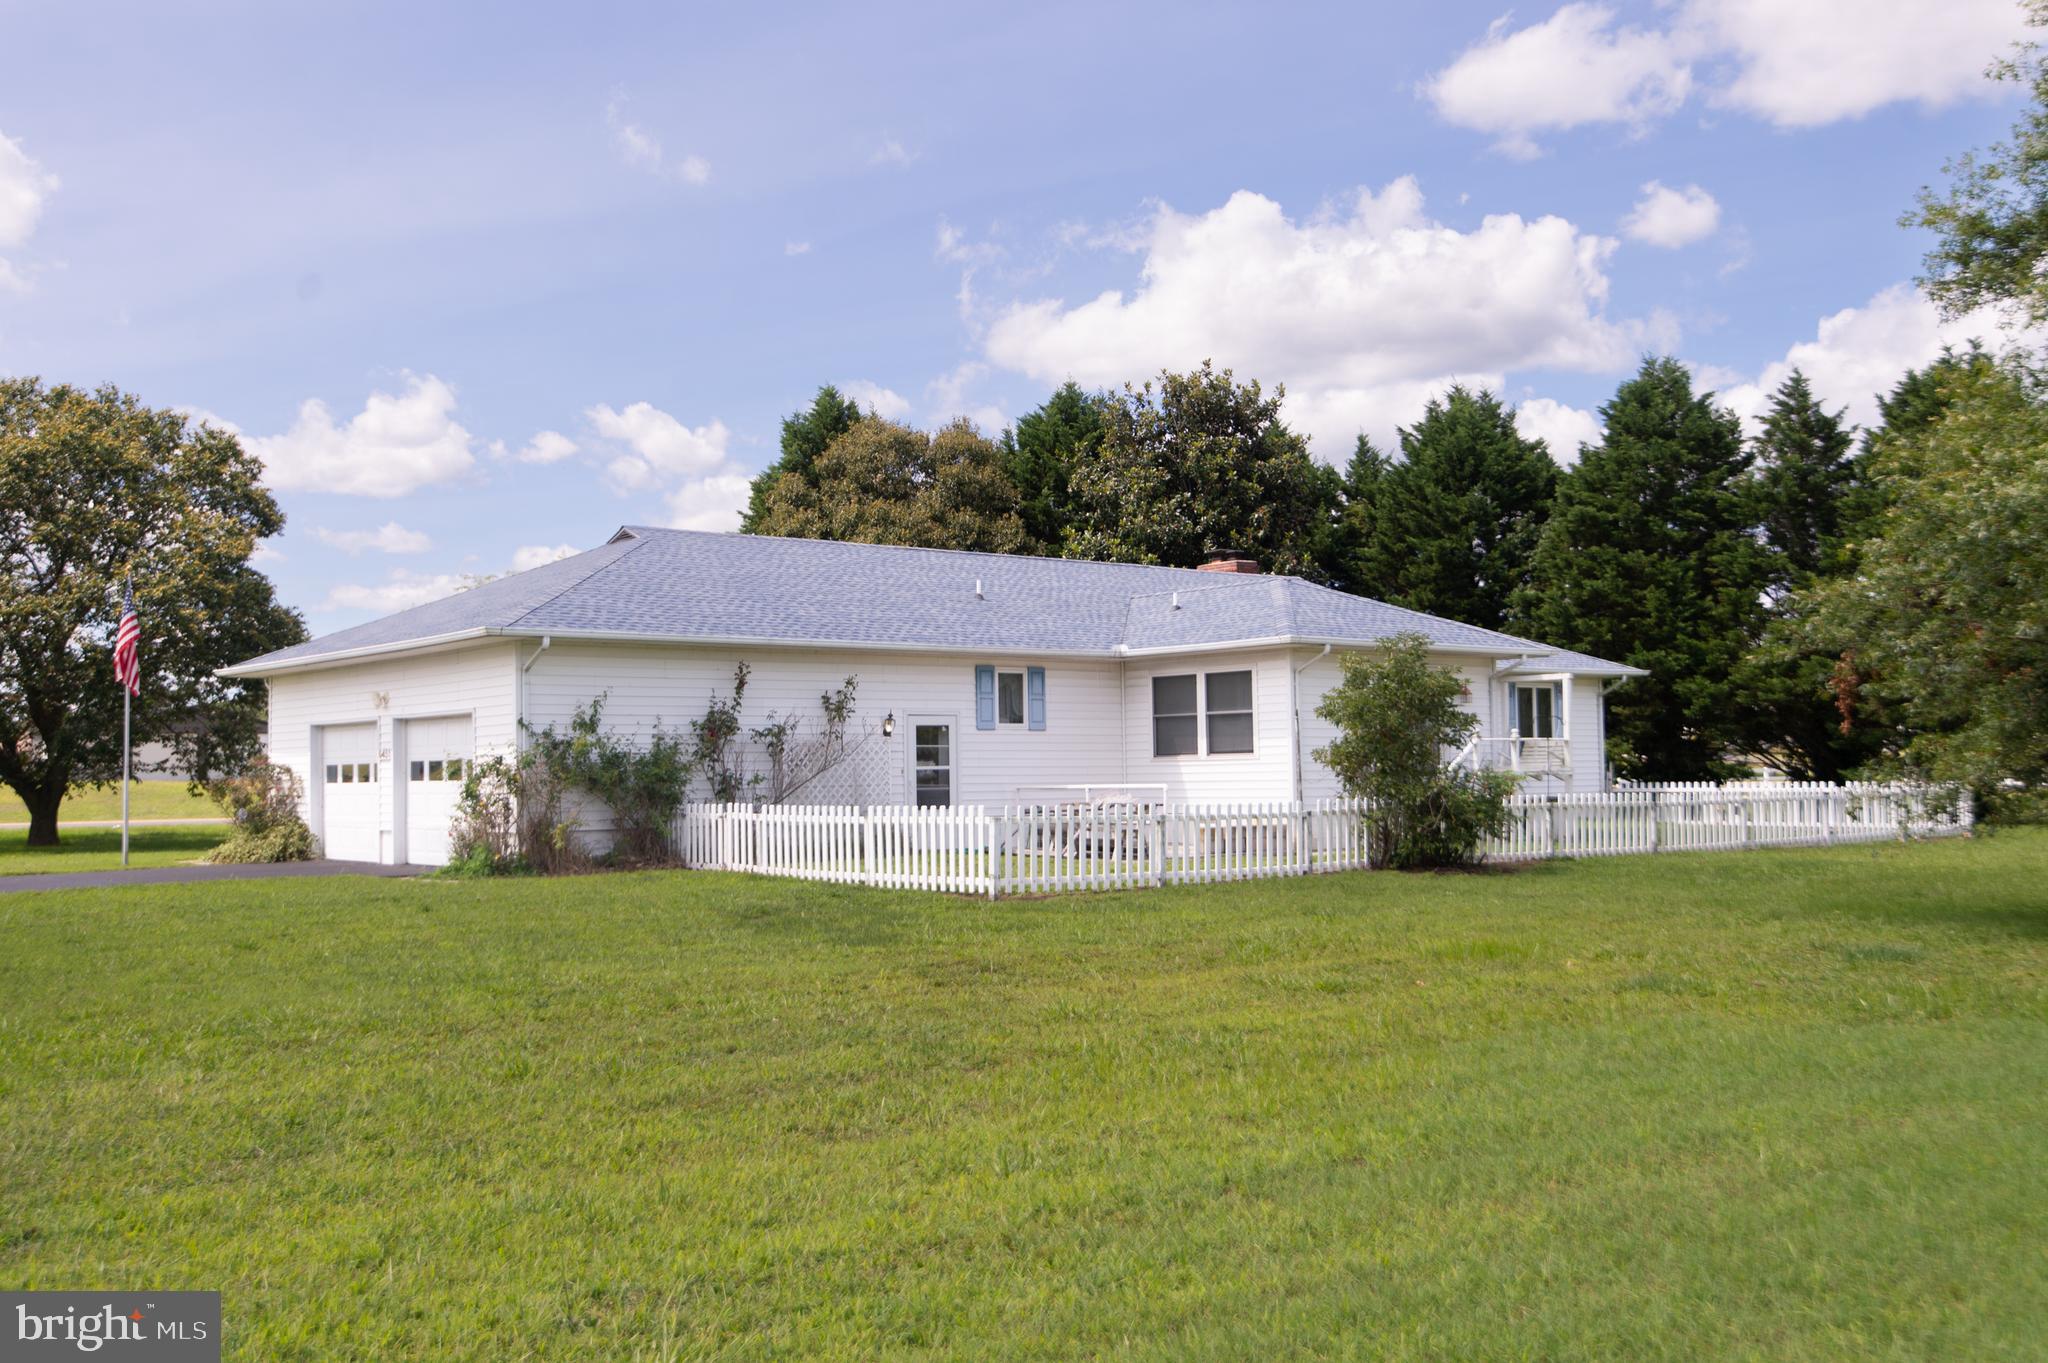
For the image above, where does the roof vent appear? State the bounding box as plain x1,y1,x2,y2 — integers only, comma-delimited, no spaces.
1171,591,1180,611
975,578,984,600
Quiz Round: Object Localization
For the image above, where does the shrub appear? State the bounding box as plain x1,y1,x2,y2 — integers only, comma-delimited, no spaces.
1313,633,1519,869
447,752,580,876
203,758,317,863
527,696,690,864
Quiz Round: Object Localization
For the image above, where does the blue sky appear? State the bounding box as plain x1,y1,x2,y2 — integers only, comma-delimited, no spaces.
1,0,2033,633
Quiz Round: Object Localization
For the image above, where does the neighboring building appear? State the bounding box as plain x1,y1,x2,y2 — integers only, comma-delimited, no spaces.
221,528,1644,865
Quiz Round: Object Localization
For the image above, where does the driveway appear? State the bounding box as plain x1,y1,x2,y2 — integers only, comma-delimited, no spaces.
0,860,433,894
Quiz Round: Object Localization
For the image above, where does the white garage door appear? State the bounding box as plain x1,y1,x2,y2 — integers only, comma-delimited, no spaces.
403,715,473,866
319,723,381,862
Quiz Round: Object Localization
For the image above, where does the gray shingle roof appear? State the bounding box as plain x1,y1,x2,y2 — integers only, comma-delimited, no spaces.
225,528,1645,676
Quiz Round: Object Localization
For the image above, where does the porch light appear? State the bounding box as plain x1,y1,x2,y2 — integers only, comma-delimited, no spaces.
882,712,896,738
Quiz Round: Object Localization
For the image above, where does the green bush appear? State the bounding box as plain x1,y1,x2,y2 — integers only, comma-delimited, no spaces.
1313,633,1520,869
202,758,317,864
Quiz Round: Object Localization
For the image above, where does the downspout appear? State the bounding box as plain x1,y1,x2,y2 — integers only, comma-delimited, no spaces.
1291,644,1332,804
517,636,552,754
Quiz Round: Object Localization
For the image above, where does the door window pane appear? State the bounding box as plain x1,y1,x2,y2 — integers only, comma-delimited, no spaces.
914,723,952,807
326,765,339,783
997,671,1025,725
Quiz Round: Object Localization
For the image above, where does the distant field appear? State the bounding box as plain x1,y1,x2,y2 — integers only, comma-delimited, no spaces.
0,780,219,825
0,832,2042,1360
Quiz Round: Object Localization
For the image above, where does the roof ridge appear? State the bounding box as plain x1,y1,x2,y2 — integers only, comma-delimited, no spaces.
502,536,654,631
621,526,1300,581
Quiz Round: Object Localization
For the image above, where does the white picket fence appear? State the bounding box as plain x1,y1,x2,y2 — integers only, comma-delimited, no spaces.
672,782,1970,898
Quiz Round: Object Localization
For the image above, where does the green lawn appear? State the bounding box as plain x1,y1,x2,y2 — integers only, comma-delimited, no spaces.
0,824,229,875
1,834,2043,1360
0,779,220,824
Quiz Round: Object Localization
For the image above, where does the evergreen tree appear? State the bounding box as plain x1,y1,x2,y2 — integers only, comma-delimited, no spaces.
1732,371,1885,780
739,386,865,533
1328,436,1390,596
1001,381,1102,551
1751,371,1857,580
1063,362,1338,578
1515,358,1767,780
1363,386,1555,630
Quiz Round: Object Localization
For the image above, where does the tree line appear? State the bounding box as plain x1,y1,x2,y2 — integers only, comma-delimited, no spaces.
739,350,1995,791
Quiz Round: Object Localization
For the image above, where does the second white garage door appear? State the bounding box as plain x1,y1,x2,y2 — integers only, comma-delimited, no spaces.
319,723,381,862
403,714,473,865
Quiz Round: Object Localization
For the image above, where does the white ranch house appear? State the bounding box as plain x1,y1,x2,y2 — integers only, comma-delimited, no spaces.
223,528,1643,867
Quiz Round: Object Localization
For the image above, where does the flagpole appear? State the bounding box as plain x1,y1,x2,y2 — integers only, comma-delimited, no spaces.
121,685,132,867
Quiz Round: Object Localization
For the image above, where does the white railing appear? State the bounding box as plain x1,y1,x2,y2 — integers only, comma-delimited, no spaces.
672,783,1971,898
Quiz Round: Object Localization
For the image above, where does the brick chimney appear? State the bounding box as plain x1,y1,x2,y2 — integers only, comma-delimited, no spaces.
1196,549,1261,574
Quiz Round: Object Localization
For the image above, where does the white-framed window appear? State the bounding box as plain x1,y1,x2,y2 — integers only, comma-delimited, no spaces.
1513,683,1559,739
327,762,375,784
1205,670,1255,754
1152,670,1255,757
1152,675,1199,756
996,670,1025,725
408,758,467,782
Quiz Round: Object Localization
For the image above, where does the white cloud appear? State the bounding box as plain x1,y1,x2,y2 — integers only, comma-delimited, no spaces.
872,138,915,168
935,218,1001,265
251,540,286,566
502,429,577,465
1697,0,2027,127
1622,181,1720,248
982,180,1645,456
244,374,477,497
1714,282,2027,432
313,521,432,555
841,379,911,421
322,570,471,614
605,95,709,185
665,472,753,532
923,361,1005,431
511,543,579,572
1424,4,1692,158
784,240,813,256
586,401,730,491
1425,0,2025,152
0,129,59,291
1514,397,1604,466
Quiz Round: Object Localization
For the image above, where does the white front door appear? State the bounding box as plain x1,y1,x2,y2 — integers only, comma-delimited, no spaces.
908,715,955,807
318,723,380,862
402,714,473,865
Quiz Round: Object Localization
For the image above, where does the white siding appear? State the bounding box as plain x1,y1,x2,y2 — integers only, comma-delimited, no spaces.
1295,647,1613,798
520,641,1128,815
267,643,518,863
1122,648,1298,802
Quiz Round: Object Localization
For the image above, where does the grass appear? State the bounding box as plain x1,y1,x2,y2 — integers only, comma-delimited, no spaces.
0,780,220,824
0,824,229,875
1,832,2043,1360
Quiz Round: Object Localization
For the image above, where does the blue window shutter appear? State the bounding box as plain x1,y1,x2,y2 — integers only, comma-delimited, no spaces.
1026,666,1046,731
974,665,996,730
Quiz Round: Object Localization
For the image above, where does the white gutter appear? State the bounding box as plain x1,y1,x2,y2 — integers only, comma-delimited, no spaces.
222,623,1642,680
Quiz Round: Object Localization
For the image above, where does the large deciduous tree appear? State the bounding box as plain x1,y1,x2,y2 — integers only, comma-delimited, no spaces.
746,416,1033,553
1516,358,1767,780
0,378,305,845
1063,361,1338,577
1786,356,2048,812
1909,1,2048,324
1359,386,1556,630
739,385,866,533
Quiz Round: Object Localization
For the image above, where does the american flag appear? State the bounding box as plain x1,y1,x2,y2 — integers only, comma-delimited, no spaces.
112,582,141,697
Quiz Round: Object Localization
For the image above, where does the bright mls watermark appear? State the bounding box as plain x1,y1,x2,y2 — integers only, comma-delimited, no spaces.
3,1293,219,1360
